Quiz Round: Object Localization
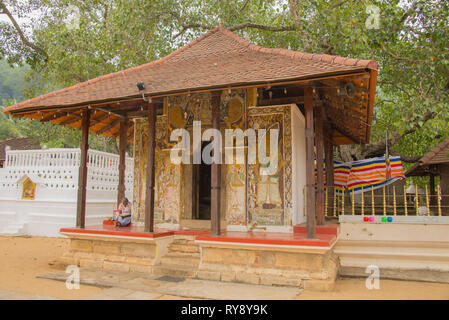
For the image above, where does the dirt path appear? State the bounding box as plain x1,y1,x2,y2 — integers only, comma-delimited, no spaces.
298,278,449,300
0,236,102,299
0,235,448,300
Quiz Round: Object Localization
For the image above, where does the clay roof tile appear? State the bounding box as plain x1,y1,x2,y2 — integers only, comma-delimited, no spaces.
4,27,377,114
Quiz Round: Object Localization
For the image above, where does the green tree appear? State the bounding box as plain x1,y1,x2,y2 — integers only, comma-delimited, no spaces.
0,0,448,163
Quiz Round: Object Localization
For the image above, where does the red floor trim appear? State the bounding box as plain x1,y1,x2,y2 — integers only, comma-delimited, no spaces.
60,227,173,239
60,225,337,247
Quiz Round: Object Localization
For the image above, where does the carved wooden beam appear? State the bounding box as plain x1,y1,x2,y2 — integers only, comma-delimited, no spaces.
96,118,121,135
258,96,322,106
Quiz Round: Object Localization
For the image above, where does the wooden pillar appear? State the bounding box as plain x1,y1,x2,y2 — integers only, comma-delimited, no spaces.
304,87,316,239
440,164,449,216
315,106,325,225
144,103,156,232
429,173,436,207
76,109,91,229
211,93,221,236
324,130,335,218
117,118,128,205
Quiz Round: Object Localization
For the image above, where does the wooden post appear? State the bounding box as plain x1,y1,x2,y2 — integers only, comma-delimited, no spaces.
404,185,408,216
324,133,334,218
352,190,355,215
76,109,91,229
117,118,128,206
333,188,337,217
211,93,221,236
440,164,449,215
425,185,430,216
304,87,316,239
438,184,442,216
429,173,436,207
361,186,364,216
393,186,397,216
415,186,419,216
383,186,386,216
371,188,375,215
315,106,325,225
144,102,156,233
325,187,328,217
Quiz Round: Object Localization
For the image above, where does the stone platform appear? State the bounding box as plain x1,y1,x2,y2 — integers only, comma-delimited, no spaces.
59,224,339,291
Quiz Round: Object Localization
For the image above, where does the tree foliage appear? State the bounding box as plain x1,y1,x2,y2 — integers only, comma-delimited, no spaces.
0,0,448,164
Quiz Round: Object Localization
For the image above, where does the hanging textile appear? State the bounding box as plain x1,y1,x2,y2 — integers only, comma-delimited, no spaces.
346,156,404,194
315,156,405,194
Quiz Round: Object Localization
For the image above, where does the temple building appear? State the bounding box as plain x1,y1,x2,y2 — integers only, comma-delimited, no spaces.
4,27,378,290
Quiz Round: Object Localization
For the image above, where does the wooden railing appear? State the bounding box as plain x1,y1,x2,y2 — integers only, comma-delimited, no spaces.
323,185,448,217
4,148,133,170
0,148,133,193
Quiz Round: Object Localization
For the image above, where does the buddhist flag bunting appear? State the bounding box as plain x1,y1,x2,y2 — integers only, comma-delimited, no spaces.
316,156,405,194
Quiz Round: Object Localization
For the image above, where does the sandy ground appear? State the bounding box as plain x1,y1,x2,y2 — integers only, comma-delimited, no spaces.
0,235,448,300
0,236,102,299
299,278,449,300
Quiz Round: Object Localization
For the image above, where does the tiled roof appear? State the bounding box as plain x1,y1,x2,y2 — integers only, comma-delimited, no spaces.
418,138,449,165
405,138,449,176
4,27,377,113
0,137,41,160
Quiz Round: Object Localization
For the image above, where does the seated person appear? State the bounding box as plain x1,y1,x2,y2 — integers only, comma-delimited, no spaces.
113,198,132,227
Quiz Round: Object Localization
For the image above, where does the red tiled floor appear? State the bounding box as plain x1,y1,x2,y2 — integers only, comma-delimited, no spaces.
60,224,337,247
293,223,339,236
60,224,174,239
196,231,336,247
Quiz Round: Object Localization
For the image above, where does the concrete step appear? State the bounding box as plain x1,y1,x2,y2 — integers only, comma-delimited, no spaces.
293,224,339,236
172,238,197,245
152,264,198,278
168,243,200,253
160,255,200,267
165,251,200,259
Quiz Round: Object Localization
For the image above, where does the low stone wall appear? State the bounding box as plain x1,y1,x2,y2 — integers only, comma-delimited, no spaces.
336,216,449,283
59,235,173,274
196,243,338,291
58,234,339,291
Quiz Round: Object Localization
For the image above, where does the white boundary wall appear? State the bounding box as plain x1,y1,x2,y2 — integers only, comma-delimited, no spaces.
0,148,133,237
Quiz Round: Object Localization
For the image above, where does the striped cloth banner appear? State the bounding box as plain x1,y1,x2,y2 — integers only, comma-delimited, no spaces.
345,156,404,194
334,161,350,190
316,156,405,194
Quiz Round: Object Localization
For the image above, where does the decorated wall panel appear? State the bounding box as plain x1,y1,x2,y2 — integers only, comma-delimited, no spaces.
131,91,300,228
133,89,255,225
247,105,293,226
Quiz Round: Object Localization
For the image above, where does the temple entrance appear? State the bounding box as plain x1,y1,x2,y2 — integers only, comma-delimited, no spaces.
192,142,211,220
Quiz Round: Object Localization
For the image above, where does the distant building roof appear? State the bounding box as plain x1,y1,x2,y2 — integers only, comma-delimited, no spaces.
0,137,41,161
405,138,449,176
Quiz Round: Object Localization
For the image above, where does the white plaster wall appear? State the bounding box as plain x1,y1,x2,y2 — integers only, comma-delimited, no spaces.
0,148,133,237
291,104,307,225
0,198,114,237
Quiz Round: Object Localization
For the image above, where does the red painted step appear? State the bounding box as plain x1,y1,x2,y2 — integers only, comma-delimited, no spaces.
103,219,132,227
293,224,339,236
